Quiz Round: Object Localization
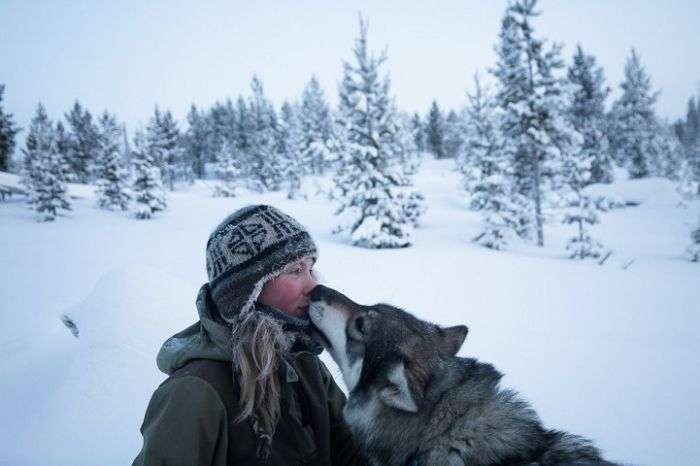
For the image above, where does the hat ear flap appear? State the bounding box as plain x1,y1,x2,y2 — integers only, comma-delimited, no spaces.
378,362,419,413
439,325,468,356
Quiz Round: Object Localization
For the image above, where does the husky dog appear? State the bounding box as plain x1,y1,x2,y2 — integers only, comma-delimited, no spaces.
309,285,618,466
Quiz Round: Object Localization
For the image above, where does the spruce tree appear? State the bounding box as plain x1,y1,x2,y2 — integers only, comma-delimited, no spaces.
131,129,167,219
460,75,523,249
678,96,700,193
213,138,241,197
184,104,214,178
426,100,445,159
0,85,20,172
54,121,73,182
568,45,613,184
279,101,306,199
248,76,284,191
609,49,660,179
409,113,425,153
64,100,99,183
146,107,184,190
491,0,580,246
21,104,71,221
299,76,333,174
443,110,465,159
95,111,131,210
334,17,423,248
559,130,606,259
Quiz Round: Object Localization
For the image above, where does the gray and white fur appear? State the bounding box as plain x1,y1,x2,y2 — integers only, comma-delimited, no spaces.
309,285,620,466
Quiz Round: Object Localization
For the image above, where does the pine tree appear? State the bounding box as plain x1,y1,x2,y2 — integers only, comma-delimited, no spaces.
21,104,71,221
491,0,580,246
131,129,166,219
299,76,333,174
0,84,21,172
54,121,73,182
184,104,214,178
95,111,131,210
677,96,700,194
460,75,522,249
443,110,465,159
609,49,660,179
334,17,424,248
147,107,184,190
426,100,445,159
64,100,99,183
279,101,306,199
213,138,241,197
409,113,425,153
559,127,606,259
248,76,284,191
568,45,612,184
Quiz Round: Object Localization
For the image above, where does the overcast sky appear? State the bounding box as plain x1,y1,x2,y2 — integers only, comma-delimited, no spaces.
2,0,699,136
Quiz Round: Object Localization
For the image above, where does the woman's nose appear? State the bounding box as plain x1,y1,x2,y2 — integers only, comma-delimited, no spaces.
303,271,317,294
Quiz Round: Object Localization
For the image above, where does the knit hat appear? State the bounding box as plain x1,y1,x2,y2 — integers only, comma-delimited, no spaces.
205,205,317,323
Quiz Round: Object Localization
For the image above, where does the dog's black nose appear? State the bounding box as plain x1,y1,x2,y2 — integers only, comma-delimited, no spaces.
310,284,332,302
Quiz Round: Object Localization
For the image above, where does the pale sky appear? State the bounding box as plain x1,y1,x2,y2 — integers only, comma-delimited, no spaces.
2,0,699,137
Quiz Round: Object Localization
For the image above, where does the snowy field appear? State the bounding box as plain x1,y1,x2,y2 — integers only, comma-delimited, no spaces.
1,158,698,466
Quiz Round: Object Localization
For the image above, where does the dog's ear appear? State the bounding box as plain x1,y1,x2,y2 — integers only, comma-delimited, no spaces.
439,325,468,356
378,362,419,413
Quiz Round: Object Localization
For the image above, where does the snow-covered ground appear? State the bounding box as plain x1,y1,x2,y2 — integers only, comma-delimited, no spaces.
1,159,698,466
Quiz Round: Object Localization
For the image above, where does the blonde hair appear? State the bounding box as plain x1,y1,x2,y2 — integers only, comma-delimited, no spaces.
230,311,292,458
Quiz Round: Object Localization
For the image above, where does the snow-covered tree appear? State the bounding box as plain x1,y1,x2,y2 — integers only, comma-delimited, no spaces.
426,100,445,159
460,75,523,249
0,84,20,172
491,0,581,246
95,111,131,210
568,45,612,184
213,138,241,197
131,129,167,219
146,107,185,190
608,49,660,179
279,101,306,199
21,104,71,221
687,216,700,262
299,76,333,174
333,17,424,248
409,113,425,153
247,76,284,191
184,104,214,178
559,129,606,259
443,110,465,159
674,96,700,194
64,100,99,183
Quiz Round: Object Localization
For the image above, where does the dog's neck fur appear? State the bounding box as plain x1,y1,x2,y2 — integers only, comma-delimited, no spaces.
345,356,504,466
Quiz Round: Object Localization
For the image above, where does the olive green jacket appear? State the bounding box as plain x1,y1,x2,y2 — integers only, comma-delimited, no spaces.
133,285,367,466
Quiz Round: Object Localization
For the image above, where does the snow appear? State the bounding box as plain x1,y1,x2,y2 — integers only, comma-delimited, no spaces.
1,159,699,466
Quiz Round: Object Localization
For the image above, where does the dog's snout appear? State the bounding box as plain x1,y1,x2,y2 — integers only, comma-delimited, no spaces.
310,284,333,303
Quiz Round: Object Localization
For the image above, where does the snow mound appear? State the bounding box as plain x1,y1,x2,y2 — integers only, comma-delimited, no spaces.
44,267,195,465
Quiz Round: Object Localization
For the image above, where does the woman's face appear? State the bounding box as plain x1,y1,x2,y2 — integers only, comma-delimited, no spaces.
258,256,317,318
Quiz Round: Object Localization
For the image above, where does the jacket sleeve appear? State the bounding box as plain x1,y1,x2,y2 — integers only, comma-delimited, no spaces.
132,376,228,466
319,361,370,466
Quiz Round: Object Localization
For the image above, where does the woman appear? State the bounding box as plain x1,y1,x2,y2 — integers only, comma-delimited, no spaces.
133,205,367,465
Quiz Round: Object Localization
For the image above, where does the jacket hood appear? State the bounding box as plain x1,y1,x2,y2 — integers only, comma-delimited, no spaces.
157,284,232,375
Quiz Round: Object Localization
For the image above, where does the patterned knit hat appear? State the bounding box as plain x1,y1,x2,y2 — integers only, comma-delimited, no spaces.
206,205,317,323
